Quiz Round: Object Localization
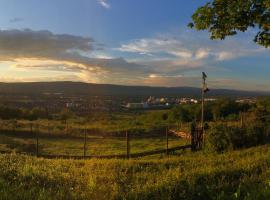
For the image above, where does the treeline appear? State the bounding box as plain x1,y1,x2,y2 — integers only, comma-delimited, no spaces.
0,106,48,120
170,97,251,122
0,105,74,121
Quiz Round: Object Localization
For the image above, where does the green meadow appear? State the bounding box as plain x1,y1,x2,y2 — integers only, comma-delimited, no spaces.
0,145,269,199
0,133,189,156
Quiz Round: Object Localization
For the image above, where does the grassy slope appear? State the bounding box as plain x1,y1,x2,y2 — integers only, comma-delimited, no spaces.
0,145,269,200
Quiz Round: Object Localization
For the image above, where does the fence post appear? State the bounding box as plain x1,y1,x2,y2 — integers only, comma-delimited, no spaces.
84,127,87,158
240,112,243,128
36,124,39,157
30,123,33,135
191,121,196,151
126,130,130,159
47,121,50,135
166,126,169,155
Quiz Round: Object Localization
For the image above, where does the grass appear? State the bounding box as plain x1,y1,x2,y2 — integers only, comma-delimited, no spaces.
0,110,190,156
0,145,269,199
0,110,191,136
0,111,269,199
0,134,189,156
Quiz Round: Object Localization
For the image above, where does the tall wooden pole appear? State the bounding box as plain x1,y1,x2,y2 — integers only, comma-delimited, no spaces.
201,72,207,148
201,75,205,129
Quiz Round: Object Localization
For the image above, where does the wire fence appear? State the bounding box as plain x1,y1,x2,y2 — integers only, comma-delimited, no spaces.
0,120,191,159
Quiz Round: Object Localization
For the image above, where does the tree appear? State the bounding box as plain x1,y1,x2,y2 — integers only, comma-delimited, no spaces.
212,98,243,120
29,107,47,120
189,0,270,47
59,108,74,135
171,106,190,122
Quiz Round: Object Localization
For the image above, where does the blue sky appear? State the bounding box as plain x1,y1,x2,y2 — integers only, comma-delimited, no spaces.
0,0,269,91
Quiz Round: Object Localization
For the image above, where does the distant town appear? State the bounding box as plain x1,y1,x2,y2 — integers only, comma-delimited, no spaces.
124,96,257,110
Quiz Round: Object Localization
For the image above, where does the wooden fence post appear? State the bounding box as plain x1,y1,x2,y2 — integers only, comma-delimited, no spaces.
191,121,196,151
240,112,243,128
84,128,87,158
126,130,130,159
30,123,33,135
36,125,39,157
166,126,169,155
47,121,50,135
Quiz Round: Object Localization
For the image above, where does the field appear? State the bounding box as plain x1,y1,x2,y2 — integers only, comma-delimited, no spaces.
0,145,269,199
0,110,191,157
0,107,269,199
0,133,189,156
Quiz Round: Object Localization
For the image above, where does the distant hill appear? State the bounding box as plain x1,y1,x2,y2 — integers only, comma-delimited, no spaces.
0,81,268,97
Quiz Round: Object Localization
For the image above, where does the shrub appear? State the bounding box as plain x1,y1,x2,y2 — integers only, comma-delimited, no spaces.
207,124,232,152
207,122,269,153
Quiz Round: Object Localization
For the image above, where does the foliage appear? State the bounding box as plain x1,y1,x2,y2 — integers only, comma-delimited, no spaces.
170,98,250,122
207,123,233,152
189,0,270,47
0,105,48,120
212,98,250,120
170,104,202,122
207,122,269,152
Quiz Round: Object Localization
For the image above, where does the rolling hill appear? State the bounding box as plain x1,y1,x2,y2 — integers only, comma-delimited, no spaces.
0,81,268,97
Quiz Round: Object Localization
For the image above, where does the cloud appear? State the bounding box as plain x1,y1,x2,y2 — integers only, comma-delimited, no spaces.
98,0,110,9
113,31,270,89
9,17,24,23
1,28,268,90
0,29,94,60
0,29,229,87
141,75,200,87
0,74,82,83
117,37,193,59
117,32,268,62
0,29,155,84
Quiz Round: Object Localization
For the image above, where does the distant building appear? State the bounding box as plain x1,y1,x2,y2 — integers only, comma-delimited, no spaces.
236,98,256,104
180,98,199,104
190,99,198,104
126,103,149,109
204,98,216,102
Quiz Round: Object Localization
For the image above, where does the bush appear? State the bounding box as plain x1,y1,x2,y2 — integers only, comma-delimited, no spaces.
207,123,269,153
207,124,233,152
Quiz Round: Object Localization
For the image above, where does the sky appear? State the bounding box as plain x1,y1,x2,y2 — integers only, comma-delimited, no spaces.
0,0,269,91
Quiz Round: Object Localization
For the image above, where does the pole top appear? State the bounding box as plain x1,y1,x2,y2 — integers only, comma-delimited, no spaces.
202,72,207,80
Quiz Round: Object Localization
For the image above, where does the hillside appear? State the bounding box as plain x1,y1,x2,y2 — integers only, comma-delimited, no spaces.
0,81,268,97
0,145,269,199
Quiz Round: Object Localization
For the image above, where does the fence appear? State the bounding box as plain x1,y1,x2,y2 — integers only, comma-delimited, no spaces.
0,120,192,159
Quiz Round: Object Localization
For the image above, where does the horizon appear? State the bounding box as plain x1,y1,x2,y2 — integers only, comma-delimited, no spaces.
0,0,269,91
0,80,269,93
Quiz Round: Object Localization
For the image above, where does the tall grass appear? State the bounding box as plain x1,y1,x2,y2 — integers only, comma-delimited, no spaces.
0,145,269,199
